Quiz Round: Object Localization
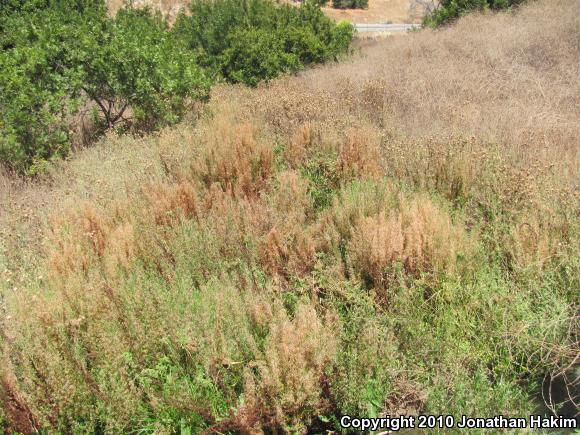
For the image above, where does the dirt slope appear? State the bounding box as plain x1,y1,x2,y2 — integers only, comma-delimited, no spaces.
322,0,432,24
106,0,429,23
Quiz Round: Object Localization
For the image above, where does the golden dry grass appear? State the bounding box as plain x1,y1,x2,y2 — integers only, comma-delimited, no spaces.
348,194,469,285
0,0,576,333
241,0,579,153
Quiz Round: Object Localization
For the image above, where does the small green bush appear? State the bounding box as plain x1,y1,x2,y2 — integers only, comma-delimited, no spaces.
221,28,301,86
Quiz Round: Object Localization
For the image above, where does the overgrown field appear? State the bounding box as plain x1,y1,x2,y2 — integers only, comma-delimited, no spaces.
1,0,578,432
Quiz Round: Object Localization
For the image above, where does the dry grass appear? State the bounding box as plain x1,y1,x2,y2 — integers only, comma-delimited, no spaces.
336,127,382,181
259,171,318,278
189,121,274,197
348,195,470,287
143,181,199,226
285,122,316,167
0,366,40,434
241,0,579,154
0,0,578,431
232,304,337,433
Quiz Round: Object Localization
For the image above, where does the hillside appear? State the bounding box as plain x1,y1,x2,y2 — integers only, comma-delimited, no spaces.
322,0,430,24
1,0,579,432
107,0,186,19
106,0,429,23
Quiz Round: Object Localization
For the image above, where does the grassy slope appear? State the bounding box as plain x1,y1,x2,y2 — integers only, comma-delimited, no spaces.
1,0,578,432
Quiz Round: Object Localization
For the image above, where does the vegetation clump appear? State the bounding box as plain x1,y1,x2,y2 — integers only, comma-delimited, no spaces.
0,0,352,173
174,0,353,86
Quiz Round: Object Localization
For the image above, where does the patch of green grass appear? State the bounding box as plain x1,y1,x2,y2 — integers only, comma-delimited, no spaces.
300,153,340,212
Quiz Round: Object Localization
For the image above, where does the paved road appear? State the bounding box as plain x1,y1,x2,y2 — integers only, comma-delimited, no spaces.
355,23,420,32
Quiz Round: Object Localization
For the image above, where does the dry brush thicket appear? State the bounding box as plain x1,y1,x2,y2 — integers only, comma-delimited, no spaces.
0,0,579,432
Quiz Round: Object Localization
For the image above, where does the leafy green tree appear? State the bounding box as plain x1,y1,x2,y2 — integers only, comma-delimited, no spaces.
76,8,211,131
0,3,97,172
221,28,301,86
174,0,353,86
173,0,280,72
0,0,106,47
0,48,73,172
0,0,352,172
0,2,210,173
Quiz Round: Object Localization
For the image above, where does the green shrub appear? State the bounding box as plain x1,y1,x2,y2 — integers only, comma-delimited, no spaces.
0,2,210,173
77,8,211,131
332,0,369,9
424,0,526,26
221,28,301,86
0,4,98,172
172,0,274,73
1,0,352,172
174,0,353,86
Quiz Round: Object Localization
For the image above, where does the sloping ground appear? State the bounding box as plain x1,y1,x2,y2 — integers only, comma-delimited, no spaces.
107,0,186,18
322,0,429,24
1,0,578,432
106,0,428,23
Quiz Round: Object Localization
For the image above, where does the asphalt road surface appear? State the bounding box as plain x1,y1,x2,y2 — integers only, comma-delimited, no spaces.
355,23,420,32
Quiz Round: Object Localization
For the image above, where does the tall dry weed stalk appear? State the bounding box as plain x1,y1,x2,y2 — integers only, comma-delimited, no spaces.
508,214,573,271
336,128,382,181
234,305,337,433
0,357,40,434
259,171,317,278
143,181,199,225
47,204,110,279
190,122,273,197
348,195,469,288
286,122,315,167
